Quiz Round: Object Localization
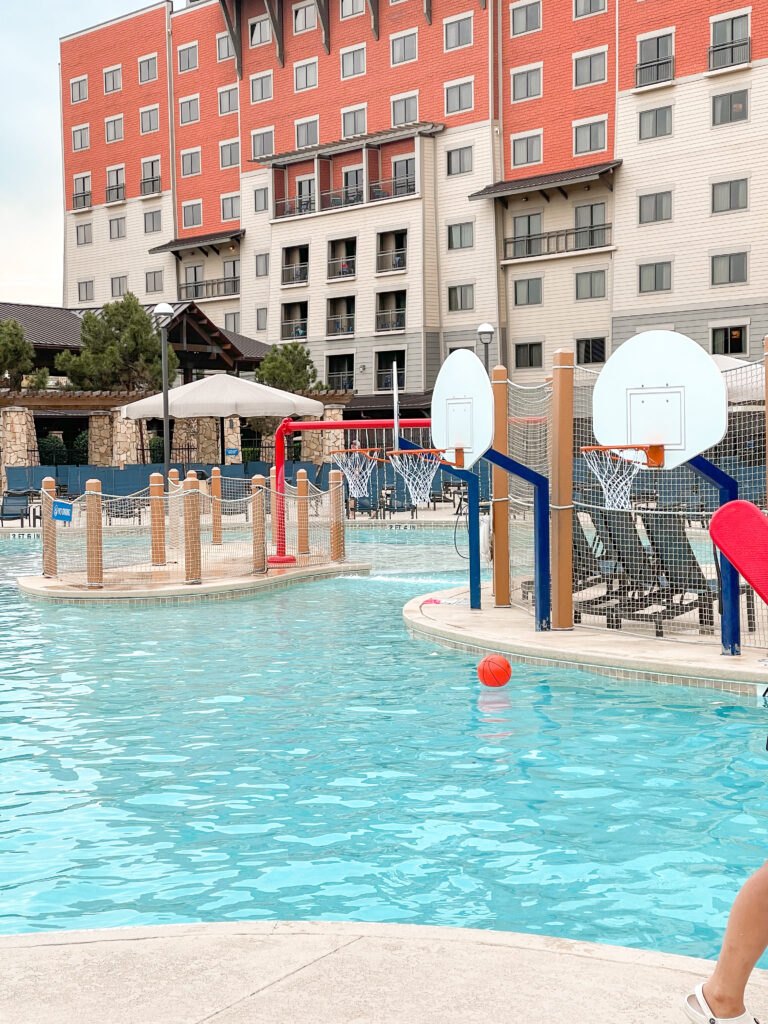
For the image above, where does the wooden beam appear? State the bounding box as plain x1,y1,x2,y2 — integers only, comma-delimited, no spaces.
365,0,379,39
557,186,568,200
539,189,550,203
315,0,330,53
598,171,614,192
209,244,220,255
423,0,432,25
217,0,242,79
264,0,284,66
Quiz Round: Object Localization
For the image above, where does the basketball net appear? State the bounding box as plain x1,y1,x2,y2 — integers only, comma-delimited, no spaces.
330,449,378,499
582,447,649,510
388,450,443,506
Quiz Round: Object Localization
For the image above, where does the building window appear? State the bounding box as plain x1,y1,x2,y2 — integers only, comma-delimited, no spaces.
511,0,540,36
104,65,122,93
512,131,541,166
78,280,94,303
105,115,123,143
146,270,163,293
448,222,473,249
341,45,366,78
254,187,269,211
575,270,605,300
577,337,606,364
391,94,418,126
255,253,270,276
448,284,474,311
294,58,318,91
225,312,240,332
144,209,161,233
181,149,201,176
375,350,405,389
514,278,542,305
106,166,124,202
72,125,89,151
574,50,606,87
445,78,473,114
712,252,747,285
183,201,202,228
515,342,542,369
73,174,91,208
76,223,92,246
712,325,746,356
639,191,672,223
639,261,672,293
221,194,240,220
391,30,417,65
512,65,542,102
140,106,159,134
711,15,750,69
139,55,157,82
111,275,128,298
220,140,240,168
445,13,472,50
637,33,674,86
180,96,200,125
712,178,748,214
574,118,606,154
639,105,671,140
109,216,126,240
251,71,273,103
296,117,318,148
219,86,238,115
713,90,748,126
256,307,268,330
342,106,366,138
575,0,605,16
341,0,365,18
249,16,271,45
447,146,472,175
70,76,87,103
178,43,198,72
327,353,354,390
217,33,234,60
294,0,317,32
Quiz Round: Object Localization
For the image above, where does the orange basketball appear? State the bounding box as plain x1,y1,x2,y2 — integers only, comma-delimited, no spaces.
477,654,512,688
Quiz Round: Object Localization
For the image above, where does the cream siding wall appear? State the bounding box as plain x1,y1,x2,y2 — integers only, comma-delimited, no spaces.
238,166,272,341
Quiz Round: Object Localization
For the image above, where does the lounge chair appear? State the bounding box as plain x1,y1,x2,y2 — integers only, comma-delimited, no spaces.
0,492,34,527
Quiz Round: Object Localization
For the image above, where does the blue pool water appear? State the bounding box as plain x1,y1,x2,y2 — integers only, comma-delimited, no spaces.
0,528,767,965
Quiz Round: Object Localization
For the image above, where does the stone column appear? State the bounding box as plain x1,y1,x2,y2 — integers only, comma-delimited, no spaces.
1,407,38,490
172,419,198,461
197,417,220,464
88,413,113,466
223,416,242,464
300,415,323,467
321,406,345,462
111,412,140,468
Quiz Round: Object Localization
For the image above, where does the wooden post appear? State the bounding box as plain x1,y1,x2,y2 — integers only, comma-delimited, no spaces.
329,468,345,561
269,466,278,548
41,476,57,577
210,466,222,546
297,468,309,555
183,471,201,584
150,472,165,565
85,478,103,589
252,474,266,573
551,348,574,629
491,366,511,607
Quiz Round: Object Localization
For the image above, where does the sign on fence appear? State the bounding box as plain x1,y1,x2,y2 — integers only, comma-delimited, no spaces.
51,500,73,522
225,448,239,456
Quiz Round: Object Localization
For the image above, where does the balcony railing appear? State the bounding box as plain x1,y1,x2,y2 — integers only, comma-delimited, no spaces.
370,176,416,202
178,276,240,300
275,195,316,218
105,184,126,203
327,255,356,279
273,176,417,219
376,368,405,390
708,38,751,70
376,248,407,273
326,314,355,336
72,191,92,210
375,309,406,332
320,186,364,211
634,56,674,88
504,223,612,260
281,263,308,285
281,318,308,340
140,175,161,196
327,371,355,390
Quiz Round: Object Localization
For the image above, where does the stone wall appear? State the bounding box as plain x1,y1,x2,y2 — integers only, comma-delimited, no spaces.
197,418,220,464
1,407,38,490
172,419,198,460
88,413,113,466
112,413,139,467
321,406,345,462
223,417,242,464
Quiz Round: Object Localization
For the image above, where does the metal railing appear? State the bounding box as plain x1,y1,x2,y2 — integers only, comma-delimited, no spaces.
376,248,407,273
274,195,316,218
375,309,406,332
319,186,365,211
326,314,355,336
72,191,92,210
178,276,240,300
370,176,416,202
327,255,356,279
708,38,751,69
281,318,308,340
272,177,417,218
140,175,161,196
634,56,674,88
376,368,405,390
105,184,126,203
504,223,612,260
137,445,196,465
327,371,355,390
281,263,308,285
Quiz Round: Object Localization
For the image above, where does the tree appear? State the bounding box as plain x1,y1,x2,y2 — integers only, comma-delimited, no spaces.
55,292,178,391
0,319,35,390
256,342,319,393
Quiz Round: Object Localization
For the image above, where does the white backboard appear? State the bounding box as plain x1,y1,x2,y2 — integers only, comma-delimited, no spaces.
431,349,494,468
592,330,728,469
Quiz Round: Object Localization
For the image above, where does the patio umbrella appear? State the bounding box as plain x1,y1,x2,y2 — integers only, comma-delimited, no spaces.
121,374,325,419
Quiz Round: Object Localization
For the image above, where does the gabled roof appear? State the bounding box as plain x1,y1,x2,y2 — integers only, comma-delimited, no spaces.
148,229,244,255
469,159,622,201
0,302,83,350
254,123,444,167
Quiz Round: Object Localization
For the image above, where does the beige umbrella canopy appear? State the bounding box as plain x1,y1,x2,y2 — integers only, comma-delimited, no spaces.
122,374,325,419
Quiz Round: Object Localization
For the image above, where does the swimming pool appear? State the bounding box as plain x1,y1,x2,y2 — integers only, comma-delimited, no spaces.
1,527,766,966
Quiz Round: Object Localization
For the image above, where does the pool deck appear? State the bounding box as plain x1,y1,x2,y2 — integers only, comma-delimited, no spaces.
3,920,766,1024
403,583,768,697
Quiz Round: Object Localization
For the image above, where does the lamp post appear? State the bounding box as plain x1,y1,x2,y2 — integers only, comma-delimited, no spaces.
153,302,174,483
477,322,495,375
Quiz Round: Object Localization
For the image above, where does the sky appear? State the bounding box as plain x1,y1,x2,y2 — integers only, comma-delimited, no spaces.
0,0,183,307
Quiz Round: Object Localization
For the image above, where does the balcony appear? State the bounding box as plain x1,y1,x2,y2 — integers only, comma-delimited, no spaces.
105,184,126,203
273,176,417,219
708,38,751,70
282,263,308,285
275,195,316,218
282,318,308,340
503,223,612,261
376,367,405,390
327,371,354,390
376,249,407,273
72,191,92,210
327,255,356,279
140,175,161,196
635,56,674,88
375,309,406,332
370,176,416,202
326,314,355,336
178,276,240,300
320,186,364,212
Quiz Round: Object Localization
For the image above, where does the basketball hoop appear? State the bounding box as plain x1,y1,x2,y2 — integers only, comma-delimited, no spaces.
580,444,663,510
387,448,452,506
329,448,380,499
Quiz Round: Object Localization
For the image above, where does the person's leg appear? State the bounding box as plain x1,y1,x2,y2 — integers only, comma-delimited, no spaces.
691,860,768,1018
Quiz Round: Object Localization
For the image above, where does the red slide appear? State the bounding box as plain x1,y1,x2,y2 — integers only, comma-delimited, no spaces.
710,500,768,607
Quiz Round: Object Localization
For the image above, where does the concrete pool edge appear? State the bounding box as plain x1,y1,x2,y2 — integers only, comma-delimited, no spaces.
403,583,768,698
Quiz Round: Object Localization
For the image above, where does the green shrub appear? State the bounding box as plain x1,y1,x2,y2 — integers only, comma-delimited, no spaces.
70,430,89,465
149,435,165,462
37,434,68,466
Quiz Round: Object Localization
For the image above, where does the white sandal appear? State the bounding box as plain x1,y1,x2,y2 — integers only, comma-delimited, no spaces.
684,982,760,1023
